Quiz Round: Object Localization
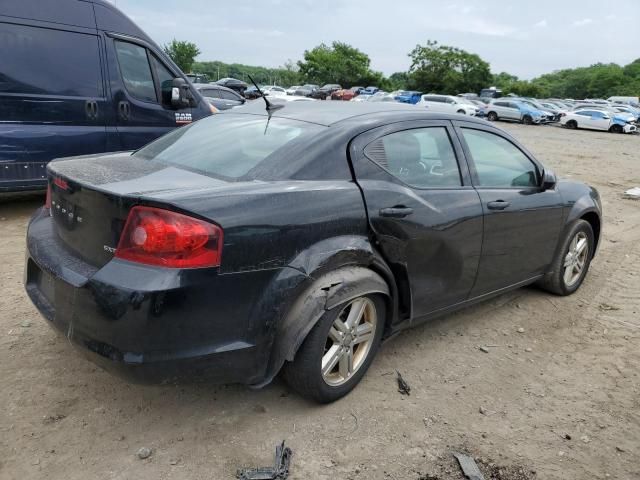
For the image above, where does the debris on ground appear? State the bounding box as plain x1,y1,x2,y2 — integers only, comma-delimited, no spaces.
396,370,411,395
454,453,485,480
479,346,490,353
599,303,621,311
516,327,525,334
623,187,640,199
237,441,292,480
136,447,152,460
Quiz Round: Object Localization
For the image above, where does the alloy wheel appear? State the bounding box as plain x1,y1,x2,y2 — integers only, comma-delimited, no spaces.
321,297,378,386
563,231,589,287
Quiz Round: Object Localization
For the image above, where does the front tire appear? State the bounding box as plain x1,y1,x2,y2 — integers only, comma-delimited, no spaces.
523,115,533,125
609,124,623,134
538,220,594,296
457,109,466,115
282,294,386,403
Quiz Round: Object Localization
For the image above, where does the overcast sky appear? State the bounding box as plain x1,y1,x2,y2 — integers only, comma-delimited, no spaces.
111,0,639,79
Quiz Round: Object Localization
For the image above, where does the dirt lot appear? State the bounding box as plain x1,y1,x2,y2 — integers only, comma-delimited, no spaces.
1,123,639,480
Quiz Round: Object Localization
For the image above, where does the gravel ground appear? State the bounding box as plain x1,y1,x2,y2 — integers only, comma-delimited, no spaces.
1,122,639,480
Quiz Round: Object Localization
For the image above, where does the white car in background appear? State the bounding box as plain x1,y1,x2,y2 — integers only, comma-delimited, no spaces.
286,85,301,95
416,94,479,115
262,86,287,97
561,109,637,133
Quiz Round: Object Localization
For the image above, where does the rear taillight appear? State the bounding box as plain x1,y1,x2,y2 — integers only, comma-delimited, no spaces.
45,185,52,209
115,206,223,268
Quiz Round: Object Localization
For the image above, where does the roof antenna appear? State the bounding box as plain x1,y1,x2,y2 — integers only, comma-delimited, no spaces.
247,74,284,114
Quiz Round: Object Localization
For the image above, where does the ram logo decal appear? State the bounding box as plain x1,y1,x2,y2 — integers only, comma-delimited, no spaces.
175,112,192,124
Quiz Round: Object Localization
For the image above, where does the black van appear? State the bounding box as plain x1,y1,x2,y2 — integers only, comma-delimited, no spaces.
0,0,214,192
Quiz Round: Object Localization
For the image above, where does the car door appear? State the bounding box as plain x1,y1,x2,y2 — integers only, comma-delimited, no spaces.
0,20,107,191
454,122,564,296
589,111,611,130
105,35,194,150
505,102,522,120
350,121,484,321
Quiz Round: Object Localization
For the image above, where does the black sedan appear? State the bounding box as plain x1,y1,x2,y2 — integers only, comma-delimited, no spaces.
24,102,601,403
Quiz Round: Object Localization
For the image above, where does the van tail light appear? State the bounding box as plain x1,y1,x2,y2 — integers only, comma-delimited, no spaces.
115,206,223,268
45,185,52,209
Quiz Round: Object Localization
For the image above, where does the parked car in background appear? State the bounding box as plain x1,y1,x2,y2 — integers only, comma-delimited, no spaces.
515,99,562,122
215,77,248,96
561,109,637,133
315,84,342,99
485,100,548,124
25,101,602,403
262,86,287,97
417,94,479,116
359,87,380,97
186,73,209,84
572,105,636,124
244,86,263,100
611,104,640,122
480,87,503,99
286,86,301,95
395,91,423,104
469,99,488,117
294,84,320,97
0,0,213,193
367,92,396,102
194,84,246,110
607,96,639,105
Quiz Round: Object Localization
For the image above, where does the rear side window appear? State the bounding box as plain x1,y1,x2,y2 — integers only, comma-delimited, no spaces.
0,22,102,97
364,127,461,188
133,115,324,180
461,129,539,188
114,40,156,102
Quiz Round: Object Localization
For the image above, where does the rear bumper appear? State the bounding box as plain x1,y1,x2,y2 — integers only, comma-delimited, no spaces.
24,209,278,385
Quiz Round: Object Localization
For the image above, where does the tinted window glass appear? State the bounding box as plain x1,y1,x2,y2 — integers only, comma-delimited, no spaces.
365,127,461,188
0,23,102,97
115,40,156,102
150,54,174,104
494,102,506,107
219,90,238,101
576,111,593,116
200,89,220,99
462,129,538,188
134,115,324,180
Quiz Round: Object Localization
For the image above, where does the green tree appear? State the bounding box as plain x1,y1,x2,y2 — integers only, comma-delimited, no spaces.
164,39,201,73
407,40,492,94
388,72,409,90
297,42,375,87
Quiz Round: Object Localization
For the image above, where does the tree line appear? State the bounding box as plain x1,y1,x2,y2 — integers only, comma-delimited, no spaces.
164,38,640,98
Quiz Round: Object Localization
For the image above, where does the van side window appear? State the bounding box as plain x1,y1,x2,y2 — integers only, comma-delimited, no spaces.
114,40,156,102
0,22,102,97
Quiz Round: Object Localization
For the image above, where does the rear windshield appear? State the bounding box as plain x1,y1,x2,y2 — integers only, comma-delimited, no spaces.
133,114,324,180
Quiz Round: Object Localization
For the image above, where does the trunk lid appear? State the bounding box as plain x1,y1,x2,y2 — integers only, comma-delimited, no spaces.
47,152,230,268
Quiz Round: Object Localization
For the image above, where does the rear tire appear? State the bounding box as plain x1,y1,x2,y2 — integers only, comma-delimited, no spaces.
565,120,578,129
538,220,594,296
282,294,386,403
487,111,498,121
523,115,533,125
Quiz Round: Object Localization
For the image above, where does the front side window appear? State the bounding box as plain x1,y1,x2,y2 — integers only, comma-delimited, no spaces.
364,127,462,188
150,54,175,105
115,40,156,102
461,129,539,188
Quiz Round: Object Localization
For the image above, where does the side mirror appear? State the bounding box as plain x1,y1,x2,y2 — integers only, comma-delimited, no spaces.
541,169,557,191
171,78,191,109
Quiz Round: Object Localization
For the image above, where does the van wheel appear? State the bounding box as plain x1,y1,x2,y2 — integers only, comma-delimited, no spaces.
282,294,386,403
565,120,578,129
522,115,533,125
538,220,594,296
487,111,498,121
457,109,466,115
609,124,623,134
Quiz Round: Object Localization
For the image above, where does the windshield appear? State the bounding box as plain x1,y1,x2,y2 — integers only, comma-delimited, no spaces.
134,115,324,180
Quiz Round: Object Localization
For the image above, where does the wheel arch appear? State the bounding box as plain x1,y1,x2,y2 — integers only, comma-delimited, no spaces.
253,235,402,386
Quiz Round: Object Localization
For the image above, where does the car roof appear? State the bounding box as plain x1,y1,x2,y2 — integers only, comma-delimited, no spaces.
231,101,489,127
194,83,238,94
